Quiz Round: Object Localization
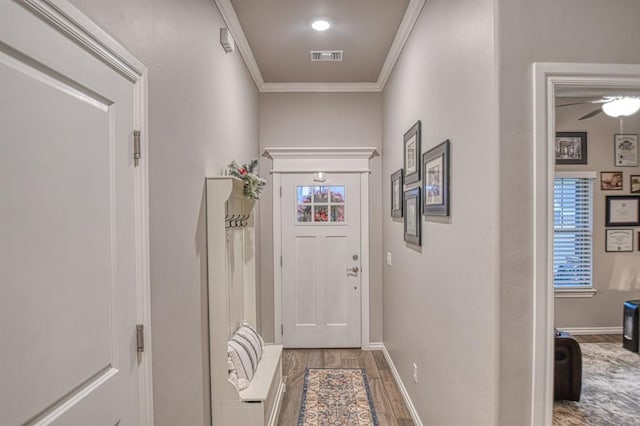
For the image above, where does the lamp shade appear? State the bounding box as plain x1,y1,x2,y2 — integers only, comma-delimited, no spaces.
609,254,640,291
602,97,640,118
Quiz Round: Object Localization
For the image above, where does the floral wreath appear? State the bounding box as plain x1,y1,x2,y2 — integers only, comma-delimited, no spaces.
227,158,267,200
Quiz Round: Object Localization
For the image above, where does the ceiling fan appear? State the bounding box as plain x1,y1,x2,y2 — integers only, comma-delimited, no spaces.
556,96,640,120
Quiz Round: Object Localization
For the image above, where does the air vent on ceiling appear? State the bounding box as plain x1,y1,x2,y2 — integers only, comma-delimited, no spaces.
310,50,343,62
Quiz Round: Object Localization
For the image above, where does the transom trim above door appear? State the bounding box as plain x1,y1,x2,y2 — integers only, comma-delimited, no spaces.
263,147,378,350
263,147,378,173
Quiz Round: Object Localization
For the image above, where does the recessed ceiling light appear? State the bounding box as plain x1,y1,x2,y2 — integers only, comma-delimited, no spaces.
311,19,331,32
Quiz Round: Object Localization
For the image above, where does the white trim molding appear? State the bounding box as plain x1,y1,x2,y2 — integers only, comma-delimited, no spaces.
532,62,640,426
22,1,154,424
554,287,597,298
213,0,425,92
380,345,423,426
557,326,623,335
264,147,378,349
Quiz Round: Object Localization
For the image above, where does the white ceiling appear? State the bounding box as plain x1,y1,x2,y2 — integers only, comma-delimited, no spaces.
215,0,425,92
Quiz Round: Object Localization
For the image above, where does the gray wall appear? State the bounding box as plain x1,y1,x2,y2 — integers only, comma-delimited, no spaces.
258,92,383,343
498,0,640,423
69,1,259,425
381,0,500,424
555,107,640,327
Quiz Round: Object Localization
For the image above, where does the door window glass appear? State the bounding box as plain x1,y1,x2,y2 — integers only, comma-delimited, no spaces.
297,185,345,223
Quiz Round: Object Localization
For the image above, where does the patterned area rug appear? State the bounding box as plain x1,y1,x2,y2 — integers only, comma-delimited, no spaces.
554,343,640,425
298,368,378,426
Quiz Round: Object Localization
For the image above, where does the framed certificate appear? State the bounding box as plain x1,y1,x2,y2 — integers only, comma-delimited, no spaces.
614,134,639,167
605,195,640,226
606,229,634,252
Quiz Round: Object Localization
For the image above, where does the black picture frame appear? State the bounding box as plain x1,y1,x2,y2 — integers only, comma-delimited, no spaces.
391,169,403,218
600,171,623,191
605,229,634,252
605,195,640,227
555,132,587,165
422,139,450,216
403,188,421,246
403,121,421,184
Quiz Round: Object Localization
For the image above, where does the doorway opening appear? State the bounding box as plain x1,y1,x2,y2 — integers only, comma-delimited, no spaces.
533,63,640,425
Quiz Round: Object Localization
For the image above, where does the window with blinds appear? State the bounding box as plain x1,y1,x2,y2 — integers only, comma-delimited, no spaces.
553,176,594,287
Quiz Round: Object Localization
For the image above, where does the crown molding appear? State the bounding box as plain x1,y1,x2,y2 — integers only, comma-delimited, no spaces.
214,0,424,93
213,0,264,89
376,0,425,89
261,82,381,93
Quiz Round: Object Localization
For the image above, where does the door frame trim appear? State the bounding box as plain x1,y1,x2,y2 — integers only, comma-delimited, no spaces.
531,62,640,426
264,147,378,349
22,1,154,424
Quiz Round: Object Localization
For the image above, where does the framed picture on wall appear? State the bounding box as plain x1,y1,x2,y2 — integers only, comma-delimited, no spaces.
606,229,634,252
391,169,403,218
631,175,640,193
404,188,421,246
605,195,640,227
614,134,639,167
403,121,421,184
422,139,450,216
555,132,587,165
601,171,623,190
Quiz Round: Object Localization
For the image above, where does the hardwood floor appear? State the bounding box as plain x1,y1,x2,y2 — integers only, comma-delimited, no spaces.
572,334,622,344
278,349,415,426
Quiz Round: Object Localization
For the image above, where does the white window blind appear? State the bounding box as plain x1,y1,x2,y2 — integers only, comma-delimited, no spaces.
553,176,594,287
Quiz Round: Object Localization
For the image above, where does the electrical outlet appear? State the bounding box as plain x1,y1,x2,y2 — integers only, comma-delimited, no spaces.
412,363,418,383
386,251,392,266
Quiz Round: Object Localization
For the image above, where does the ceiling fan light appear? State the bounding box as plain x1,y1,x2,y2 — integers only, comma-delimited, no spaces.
602,97,640,117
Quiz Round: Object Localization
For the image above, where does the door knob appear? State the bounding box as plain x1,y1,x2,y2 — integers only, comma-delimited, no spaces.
347,266,359,273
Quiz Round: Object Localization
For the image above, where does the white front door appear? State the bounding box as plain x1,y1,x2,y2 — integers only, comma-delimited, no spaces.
1,2,144,424
281,173,362,348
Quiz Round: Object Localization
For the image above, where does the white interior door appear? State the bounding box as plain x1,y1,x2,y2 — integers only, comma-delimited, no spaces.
281,173,361,348
0,2,143,424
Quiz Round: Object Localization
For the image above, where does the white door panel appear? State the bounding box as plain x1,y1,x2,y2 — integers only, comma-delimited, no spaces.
281,173,361,348
0,2,141,424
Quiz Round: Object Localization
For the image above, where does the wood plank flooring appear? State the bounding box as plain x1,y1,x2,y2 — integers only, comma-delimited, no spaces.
278,349,414,426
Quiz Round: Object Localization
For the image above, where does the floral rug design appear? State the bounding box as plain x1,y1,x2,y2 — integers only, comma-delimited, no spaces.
298,368,378,426
554,343,640,425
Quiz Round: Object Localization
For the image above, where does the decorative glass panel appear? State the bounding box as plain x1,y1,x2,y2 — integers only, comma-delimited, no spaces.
296,185,346,223
314,205,329,222
314,187,329,203
297,205,312,222
297,186,313,204
331,205,345,222
330,187,345,203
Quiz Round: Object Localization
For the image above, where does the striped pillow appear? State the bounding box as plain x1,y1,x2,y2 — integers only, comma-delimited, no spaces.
227,323,265,391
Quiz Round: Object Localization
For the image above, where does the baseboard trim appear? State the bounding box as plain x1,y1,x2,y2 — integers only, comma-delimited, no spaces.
558,326,623,335
368,341,384,350
380,344,423,426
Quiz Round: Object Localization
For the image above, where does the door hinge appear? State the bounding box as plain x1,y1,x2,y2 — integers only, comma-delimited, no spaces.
133,130,141,167
279,186,282,197
136,324,144,352
281,324,284,335
280,255,283,267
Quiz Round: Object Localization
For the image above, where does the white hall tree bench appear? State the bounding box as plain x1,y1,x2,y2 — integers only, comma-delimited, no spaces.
206,177,285,426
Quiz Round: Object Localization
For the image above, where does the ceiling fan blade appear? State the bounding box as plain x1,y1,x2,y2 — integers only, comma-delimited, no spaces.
578,108,603,120
556,102,590,107
556,98,612,108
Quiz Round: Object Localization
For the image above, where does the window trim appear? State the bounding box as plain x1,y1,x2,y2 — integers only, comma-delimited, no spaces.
553,171,596,296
